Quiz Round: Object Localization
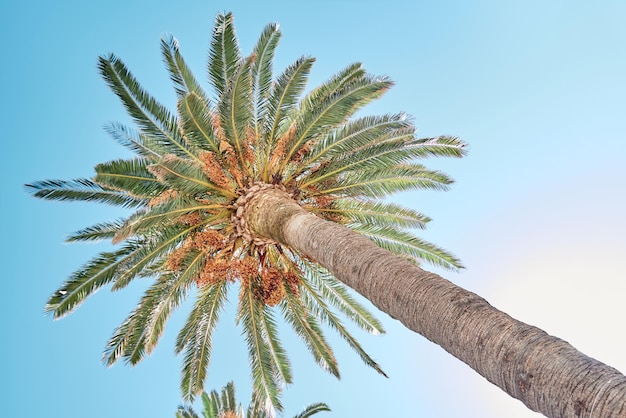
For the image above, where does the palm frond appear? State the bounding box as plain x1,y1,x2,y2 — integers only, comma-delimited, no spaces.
178,92,222,155
98,54,201,163
176,405,200,418
313,199,430,229
66,219,126,242
201,390,220,418
111,224,196,290
103,122,162,160
209,12,242,98
280,286,339,378
149,154,234,198
304,62,365,102
103,288,152,366
251,22,281,133
25,178,145,208
300,259,384,335
261,56,315,181
298,113,411,170
257,301,293,385
94,158,166,198
280,75,393,173
143,251,205,353
161,35,208,100
292,403,331,418
221,381,240,413
106,253,202,366
300,279,387,376
317,164,453,197
298,126,416,186
176,280,229,402
239,283,283,414
351,223,463,270
113,198,219,242
409,135,468,158
218,55,254,164
45,243,139,318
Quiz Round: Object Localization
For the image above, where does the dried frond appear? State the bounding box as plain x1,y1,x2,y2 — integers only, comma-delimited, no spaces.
190,230,227,251
313,195,334,208
148,189,178,207
237,256,260,278
257,267,284,306
269,132,289,166
198,258,231,286
212,113,226,142
284,270,300,296
177,212,203,226
291,143,310,163
225,151,244,187
243,139,255,165
200,152,231,188
167,245,191,271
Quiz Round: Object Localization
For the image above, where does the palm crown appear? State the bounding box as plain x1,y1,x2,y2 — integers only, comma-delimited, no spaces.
176,381,329,418
27,12,465,413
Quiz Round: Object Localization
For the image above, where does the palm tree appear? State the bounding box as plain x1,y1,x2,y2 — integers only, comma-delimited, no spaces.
175,381,329,418
27,12,626,418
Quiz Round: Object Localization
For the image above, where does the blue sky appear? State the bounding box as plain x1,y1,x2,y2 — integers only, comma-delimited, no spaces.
2,1,625,417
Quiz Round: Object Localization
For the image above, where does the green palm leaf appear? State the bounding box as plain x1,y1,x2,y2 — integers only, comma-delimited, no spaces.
144,252,206,353
218,55,254,162
161,35,208,100
299,258,384,335
300,279,387,376
317,164,453,197
110,252,205,366
178,92,222,155
95,158,166,198
298,113,411,170
299,127,416,186
113,198,219,242
292,403,331,418
256,303,293,385
104,122,162,160
176,406,199,418
351,223,463,270
149,155,233,197
280,75,393,172
98,54,200,163
261,56,315,180
66,219,126,242
176,280,229,401
251,22,281,133
280,286,340,378
111,224,196,290
209,12,242,98
26,178,145,208
238,284,283,413
201,390,220,418
314,199,431,229
46,243,139,318
179,381,329,418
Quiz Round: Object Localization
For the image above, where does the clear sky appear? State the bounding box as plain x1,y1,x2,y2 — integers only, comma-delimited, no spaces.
2,1,625,417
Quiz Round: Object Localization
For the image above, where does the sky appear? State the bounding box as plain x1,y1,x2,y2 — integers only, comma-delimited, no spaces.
1,1,625,417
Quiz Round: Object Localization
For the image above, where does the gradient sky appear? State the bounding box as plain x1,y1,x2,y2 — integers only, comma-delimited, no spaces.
2,1,625,417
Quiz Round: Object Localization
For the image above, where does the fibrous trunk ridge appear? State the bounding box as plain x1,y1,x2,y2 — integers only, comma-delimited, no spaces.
231,182,294,247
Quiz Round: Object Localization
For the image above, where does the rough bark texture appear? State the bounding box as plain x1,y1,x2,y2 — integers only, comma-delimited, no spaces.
247,188,626,418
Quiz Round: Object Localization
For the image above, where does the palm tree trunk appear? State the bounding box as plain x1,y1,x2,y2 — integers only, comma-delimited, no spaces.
247,187,626,418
